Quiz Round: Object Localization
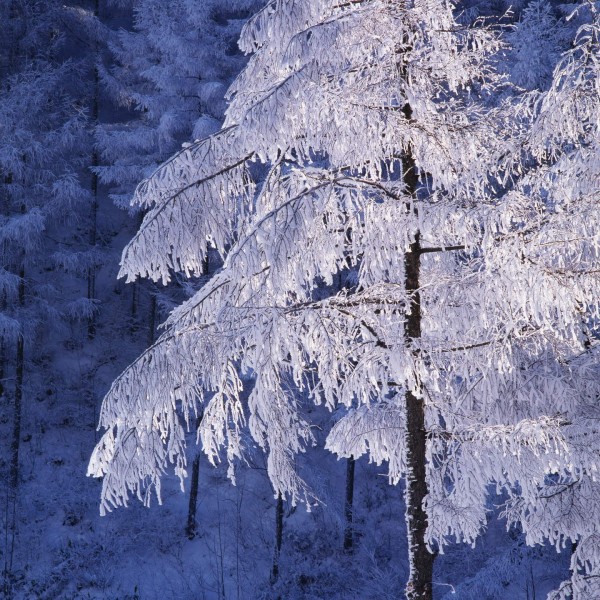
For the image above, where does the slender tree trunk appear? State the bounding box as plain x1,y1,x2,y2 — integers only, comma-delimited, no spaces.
87,0,100,339
130,279,138,323
186,411,204,539
343,455,355,552
203,242,210,277
186,454,200,539
185,251,212,538
130,213,147,329
402,105,435,599
270,491,284,584
3,263,24,591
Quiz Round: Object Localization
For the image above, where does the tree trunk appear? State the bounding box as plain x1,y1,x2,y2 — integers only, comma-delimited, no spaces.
87,0,100,339
186,454,200,539
402,106,435,599
270,491,283,584
183,251,213,539
130,279,138,324
203,242,210,276
186,411,204,539
3,264,24,589
130,213,148,331
343,455,355,552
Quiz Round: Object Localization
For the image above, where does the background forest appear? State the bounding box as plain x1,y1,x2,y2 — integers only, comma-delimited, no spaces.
0,0,599,598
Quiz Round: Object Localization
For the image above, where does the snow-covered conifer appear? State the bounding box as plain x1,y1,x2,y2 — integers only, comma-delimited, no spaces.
0,1,89,588
84,0,263,338
90,1,600,598
95,0,261,207
500,10,600,596
508,0,570,90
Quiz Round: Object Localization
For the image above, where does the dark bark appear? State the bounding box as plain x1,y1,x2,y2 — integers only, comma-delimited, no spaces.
3,264,24,589
186,412,204,539
402,100,435,599
343,455,355,551
404,233,435,599
186,455,201,540
130,212,147,329
130,279,138,322
184,249,212,539
404,231,434,600
148,290,157,346
203,242,210,276
270,492,284,584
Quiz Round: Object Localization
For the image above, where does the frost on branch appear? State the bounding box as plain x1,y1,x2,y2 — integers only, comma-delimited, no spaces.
91,2,600,587
119,127,255,284
326,401,407,485
227,0,504,192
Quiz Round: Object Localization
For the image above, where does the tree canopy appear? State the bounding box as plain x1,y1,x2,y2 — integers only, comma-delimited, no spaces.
89,1,600,597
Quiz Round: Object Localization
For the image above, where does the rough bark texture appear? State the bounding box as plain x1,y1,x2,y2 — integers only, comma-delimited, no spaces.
402,103,435,599
404,234,434,600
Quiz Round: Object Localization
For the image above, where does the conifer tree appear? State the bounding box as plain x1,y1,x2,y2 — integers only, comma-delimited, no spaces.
0,1,88,591
90,0,262,333
95,0,261,207
90,1,600,598
503,9,600,596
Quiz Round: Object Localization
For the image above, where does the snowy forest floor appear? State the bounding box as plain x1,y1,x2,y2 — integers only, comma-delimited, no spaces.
2,409,572,600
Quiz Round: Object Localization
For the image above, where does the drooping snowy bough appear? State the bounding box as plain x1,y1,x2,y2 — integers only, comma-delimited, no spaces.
89,2,600,598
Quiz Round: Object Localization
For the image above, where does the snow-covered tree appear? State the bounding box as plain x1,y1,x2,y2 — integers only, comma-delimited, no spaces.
0,1,89,589
507,0,570,91
95,0,262,208
502,9,600,597
85,0,263,339
89,1,600,598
